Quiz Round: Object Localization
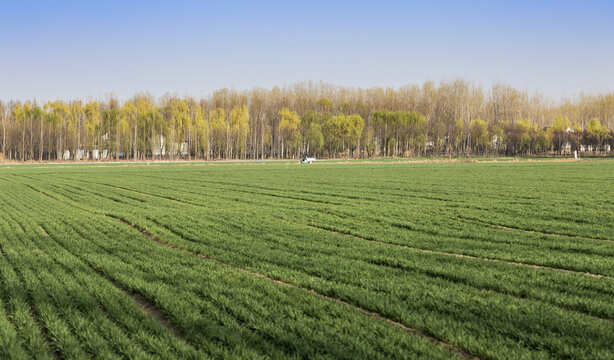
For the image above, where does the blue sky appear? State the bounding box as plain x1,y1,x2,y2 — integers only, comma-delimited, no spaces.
1,0,613,101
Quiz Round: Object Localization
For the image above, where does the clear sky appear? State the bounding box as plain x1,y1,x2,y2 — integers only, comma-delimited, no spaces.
1,0,613,101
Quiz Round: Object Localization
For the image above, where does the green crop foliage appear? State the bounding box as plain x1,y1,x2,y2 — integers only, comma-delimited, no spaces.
1,159,613,359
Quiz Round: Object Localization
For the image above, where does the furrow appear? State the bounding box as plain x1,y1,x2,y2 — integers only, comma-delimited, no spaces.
38,223,188,344
0,240,61,360
99,183,182,203
38,226,49,237
461,217,614,243
22,183,58,201
305,224,606,279
94,267,186,342
494,224,614,243
105,214,480,360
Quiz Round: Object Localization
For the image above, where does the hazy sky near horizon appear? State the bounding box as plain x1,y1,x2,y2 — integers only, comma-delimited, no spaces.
1,0,613,101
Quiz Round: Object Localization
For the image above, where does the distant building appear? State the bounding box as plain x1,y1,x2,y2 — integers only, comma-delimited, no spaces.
153,136,166,157
562,141,572,153
180,142,189,156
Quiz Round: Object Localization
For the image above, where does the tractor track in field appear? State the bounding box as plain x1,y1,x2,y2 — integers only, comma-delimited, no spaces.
27,182,476,360
105,214,479,360
98,183,183,203
149,216,614,322
23,183,58,200
494,224,614,243
60,174,339,207
89,181,613,277
133,173,462,205
0,196,196,357
16,177,611,357
91,266,187,342
54,176,189,205
84,178,614,262
5,175,59,201
305,224,606,279
130,173,346,206
36,223,189,344
0,251,56,360
86,178,282,211
23,179,609,280
35,225,182,356
35,214,614,325
459,217,614,243
39,225,49,237
0,238,61,360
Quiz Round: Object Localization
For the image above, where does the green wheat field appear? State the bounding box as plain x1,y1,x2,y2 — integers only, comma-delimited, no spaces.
1,159,613,359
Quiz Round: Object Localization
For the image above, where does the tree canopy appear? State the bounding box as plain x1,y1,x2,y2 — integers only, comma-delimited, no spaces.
0,81,613,161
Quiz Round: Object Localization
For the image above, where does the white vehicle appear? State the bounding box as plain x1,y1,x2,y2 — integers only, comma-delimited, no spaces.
300,156,315,164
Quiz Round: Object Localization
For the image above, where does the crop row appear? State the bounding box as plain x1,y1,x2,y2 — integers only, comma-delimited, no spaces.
0,176,459,359
2,161,614,359
5,163,614,359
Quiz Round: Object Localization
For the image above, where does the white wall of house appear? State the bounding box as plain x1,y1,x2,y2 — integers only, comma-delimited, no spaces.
153,135,166,156
180,142,188,156
562,142,571,152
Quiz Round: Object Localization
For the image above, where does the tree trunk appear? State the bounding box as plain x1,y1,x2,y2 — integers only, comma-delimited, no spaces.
133,125,137,161
40,126,44,161
21,121,26,161
30,118,34,160
206,133,210,161
116,125,120,160
2,120,5,158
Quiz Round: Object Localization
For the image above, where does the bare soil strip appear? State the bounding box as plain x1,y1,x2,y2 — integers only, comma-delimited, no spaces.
39,226,50,237
305,224,605,279
106,214,479,360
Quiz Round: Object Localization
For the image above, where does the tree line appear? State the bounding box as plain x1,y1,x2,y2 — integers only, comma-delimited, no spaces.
1,80,613,161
